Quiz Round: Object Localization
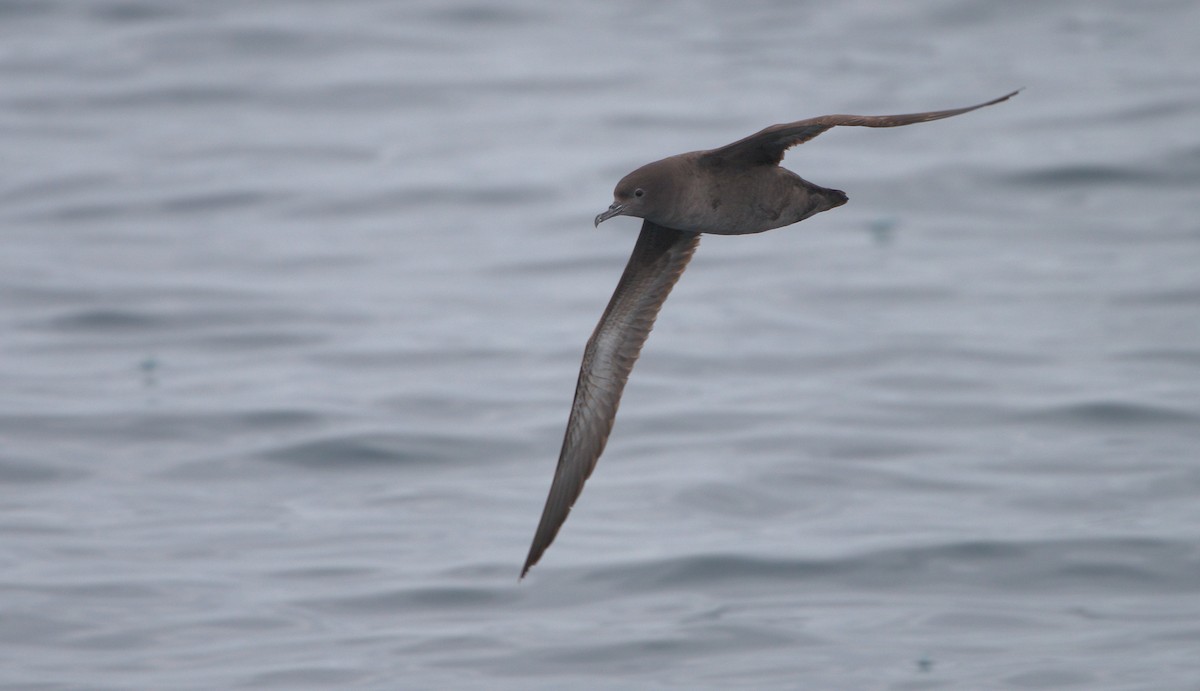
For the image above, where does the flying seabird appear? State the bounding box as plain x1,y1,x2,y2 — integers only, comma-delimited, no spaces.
522,90,1018,578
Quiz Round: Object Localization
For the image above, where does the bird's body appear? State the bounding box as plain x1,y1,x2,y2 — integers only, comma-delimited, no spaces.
614,153,847,234
522,91,1018,578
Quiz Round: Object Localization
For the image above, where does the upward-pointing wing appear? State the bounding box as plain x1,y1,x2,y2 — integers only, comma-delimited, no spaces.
706,90,1019,167
522,221,701,578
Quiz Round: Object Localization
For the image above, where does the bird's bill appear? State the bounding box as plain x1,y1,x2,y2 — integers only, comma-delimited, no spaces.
594,202,625,227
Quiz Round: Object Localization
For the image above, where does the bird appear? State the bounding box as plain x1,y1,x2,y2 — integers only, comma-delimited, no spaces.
522,90,1018,578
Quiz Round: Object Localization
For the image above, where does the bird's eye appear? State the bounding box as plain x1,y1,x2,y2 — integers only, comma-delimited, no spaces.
634,188,644,198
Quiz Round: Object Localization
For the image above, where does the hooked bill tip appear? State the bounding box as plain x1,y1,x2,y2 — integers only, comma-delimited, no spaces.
594,203,624,227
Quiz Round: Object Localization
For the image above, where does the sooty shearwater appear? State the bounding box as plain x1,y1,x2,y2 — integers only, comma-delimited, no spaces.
522,91,1018,578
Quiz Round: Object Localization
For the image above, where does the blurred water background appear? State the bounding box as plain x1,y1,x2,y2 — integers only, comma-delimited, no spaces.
3,1,1199,688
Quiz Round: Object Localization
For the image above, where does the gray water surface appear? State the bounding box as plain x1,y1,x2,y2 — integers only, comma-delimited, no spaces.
3,1,1200,689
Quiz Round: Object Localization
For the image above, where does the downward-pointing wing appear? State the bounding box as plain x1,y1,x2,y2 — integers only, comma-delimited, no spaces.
522,221,700,578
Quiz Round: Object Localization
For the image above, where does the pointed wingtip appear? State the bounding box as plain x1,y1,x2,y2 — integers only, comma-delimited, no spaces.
520,545,541,581
993,88,1022,105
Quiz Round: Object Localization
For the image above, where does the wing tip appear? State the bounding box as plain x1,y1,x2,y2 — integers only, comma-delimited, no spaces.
521,512,561,580
986,88,1022,107
519,549,539,580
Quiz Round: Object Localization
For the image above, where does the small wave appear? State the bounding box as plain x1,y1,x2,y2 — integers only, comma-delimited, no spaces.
0,457,85,484
1112,348,1200,366
1015,400,1199,427
301,585,516,615
46,308,162,332
259,431,519,470
999,163,1157,187
569,537,1198,595
1111,287,1200,306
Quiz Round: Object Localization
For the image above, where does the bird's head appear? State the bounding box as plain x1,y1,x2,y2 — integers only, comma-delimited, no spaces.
594,160,671,227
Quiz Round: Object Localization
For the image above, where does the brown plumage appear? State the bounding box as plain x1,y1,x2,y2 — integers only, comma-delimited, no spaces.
522,90,1017,578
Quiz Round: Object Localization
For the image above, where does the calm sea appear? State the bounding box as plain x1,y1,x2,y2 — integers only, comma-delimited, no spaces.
2,1,1199,688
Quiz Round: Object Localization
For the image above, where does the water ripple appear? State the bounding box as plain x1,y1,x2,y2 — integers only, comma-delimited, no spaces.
568,537,1199,595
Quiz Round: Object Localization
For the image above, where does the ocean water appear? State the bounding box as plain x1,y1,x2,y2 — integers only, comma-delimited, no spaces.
3,1,1200,689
